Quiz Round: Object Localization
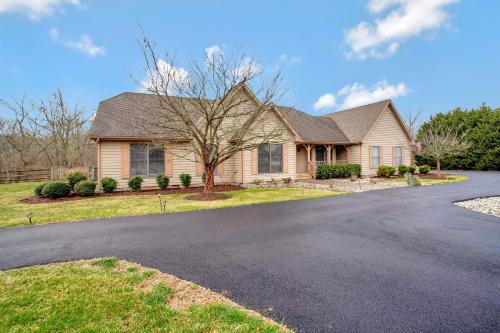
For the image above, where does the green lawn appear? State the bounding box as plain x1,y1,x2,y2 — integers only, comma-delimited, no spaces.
0,258,290,332
383,174,468,185
0,182,343,228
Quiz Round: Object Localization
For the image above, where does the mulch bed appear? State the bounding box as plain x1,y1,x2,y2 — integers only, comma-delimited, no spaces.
21,185,243,204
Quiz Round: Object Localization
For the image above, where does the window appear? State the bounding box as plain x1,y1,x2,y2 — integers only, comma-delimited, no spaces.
258,143,283,173
371,146,380,169
395,146,402,167
315,146,326,161
130,144,165,177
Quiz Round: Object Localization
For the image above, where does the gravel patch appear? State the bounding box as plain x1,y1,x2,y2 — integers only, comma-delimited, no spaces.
244,178,406,193
455,196,500,218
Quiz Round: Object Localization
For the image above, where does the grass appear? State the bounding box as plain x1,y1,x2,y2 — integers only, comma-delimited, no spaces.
383,174,469,185
0,182,343,228
0,258,290,332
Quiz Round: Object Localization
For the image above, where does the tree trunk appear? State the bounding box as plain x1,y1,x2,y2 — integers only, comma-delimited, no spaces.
203,164,215,195
436,159,441,177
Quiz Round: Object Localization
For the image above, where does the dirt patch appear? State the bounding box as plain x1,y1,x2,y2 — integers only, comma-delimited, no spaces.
185,193,232,201
21,185,243,204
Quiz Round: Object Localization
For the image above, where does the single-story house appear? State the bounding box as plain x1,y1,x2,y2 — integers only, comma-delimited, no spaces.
90,86,413,189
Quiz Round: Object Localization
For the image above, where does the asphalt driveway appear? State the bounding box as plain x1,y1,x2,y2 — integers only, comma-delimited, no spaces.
1,171,499,332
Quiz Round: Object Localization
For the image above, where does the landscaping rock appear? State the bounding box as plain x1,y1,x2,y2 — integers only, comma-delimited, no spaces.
455,197,500,218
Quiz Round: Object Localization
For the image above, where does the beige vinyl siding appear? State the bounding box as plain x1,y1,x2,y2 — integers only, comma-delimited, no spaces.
100,141,239,190
296,146,307,173
360,107,412,176
348,144,361,164
241,110,296,183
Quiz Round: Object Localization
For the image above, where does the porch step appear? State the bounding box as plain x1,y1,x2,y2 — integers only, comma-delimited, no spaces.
297,173,313,180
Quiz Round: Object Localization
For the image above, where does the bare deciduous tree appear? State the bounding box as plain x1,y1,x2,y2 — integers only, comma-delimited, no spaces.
136,35,284,196
36,90,92,168
0,97,45,172
418,125,470,176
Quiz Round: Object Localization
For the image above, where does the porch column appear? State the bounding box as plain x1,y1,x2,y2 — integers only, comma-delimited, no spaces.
332,145,337,163
325,145,331,163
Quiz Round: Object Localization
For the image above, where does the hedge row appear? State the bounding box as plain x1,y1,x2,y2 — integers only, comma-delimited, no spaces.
316,163,361,179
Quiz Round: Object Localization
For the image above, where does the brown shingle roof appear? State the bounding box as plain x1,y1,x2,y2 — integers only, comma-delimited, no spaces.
89,92,204,140
90,92,397,144
278,106,349,143
323,100,391,142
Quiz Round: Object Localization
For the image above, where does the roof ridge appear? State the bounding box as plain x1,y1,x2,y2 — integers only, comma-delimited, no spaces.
322,99,391,117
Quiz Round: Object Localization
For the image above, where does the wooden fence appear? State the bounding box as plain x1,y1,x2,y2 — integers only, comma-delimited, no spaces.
0,166,92,184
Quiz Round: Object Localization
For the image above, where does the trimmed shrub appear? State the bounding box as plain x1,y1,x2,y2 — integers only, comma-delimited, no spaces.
74,180,96,197
41,181,71,199
100,177,117,193
376,165,396,177
282,177,292,184
398,165,409,175
128,176,143,192
34,182,48,197
316,163,361,179
156,175,170,190
407,165,417,174
418,164,431,174
179,173,192,188
66,171,87,190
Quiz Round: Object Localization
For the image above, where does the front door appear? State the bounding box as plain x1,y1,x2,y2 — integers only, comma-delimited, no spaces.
316,146,326,162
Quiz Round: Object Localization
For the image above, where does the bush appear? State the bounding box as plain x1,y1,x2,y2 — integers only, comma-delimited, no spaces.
156,175,170,190
282,177,292,184
41,181,71,199
179,173,192,188
398,165,409,175
253,179,264,185
407,165,417,174
418,164,431,174
128,176,143,192
74,180,96,197
316,163,361,179
100,177,117,193
66,171,87,190
34,182,48,197
376,165,396,177
405,173,421,186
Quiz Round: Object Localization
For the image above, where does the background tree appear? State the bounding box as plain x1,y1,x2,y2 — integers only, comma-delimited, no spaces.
417,125,470,176
0,97,45,172
415,104,499,171
0,91,94,180
137,36,284,197
36,90,93,169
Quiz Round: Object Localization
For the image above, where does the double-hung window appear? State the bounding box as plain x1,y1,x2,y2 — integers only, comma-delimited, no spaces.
258,143,283,173
371,146,381,169
394,146,402,167
130,143,164,177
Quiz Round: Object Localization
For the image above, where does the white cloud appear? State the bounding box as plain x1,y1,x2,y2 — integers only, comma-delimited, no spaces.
139,59,189,94
233,57,261,82
204,44,223,66
279,54,301,66
49,27,106,57
345,0,458,59
313,93,336,110
313,80,409,110
0,0,81,21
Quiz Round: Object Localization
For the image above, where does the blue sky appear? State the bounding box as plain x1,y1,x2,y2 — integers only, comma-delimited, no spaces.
1,0,499,121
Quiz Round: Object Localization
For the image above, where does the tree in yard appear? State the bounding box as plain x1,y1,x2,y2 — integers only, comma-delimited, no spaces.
417,125,470,176
136,36,284,197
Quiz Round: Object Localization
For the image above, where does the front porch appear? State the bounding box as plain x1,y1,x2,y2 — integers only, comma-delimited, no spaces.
296,144,351,179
